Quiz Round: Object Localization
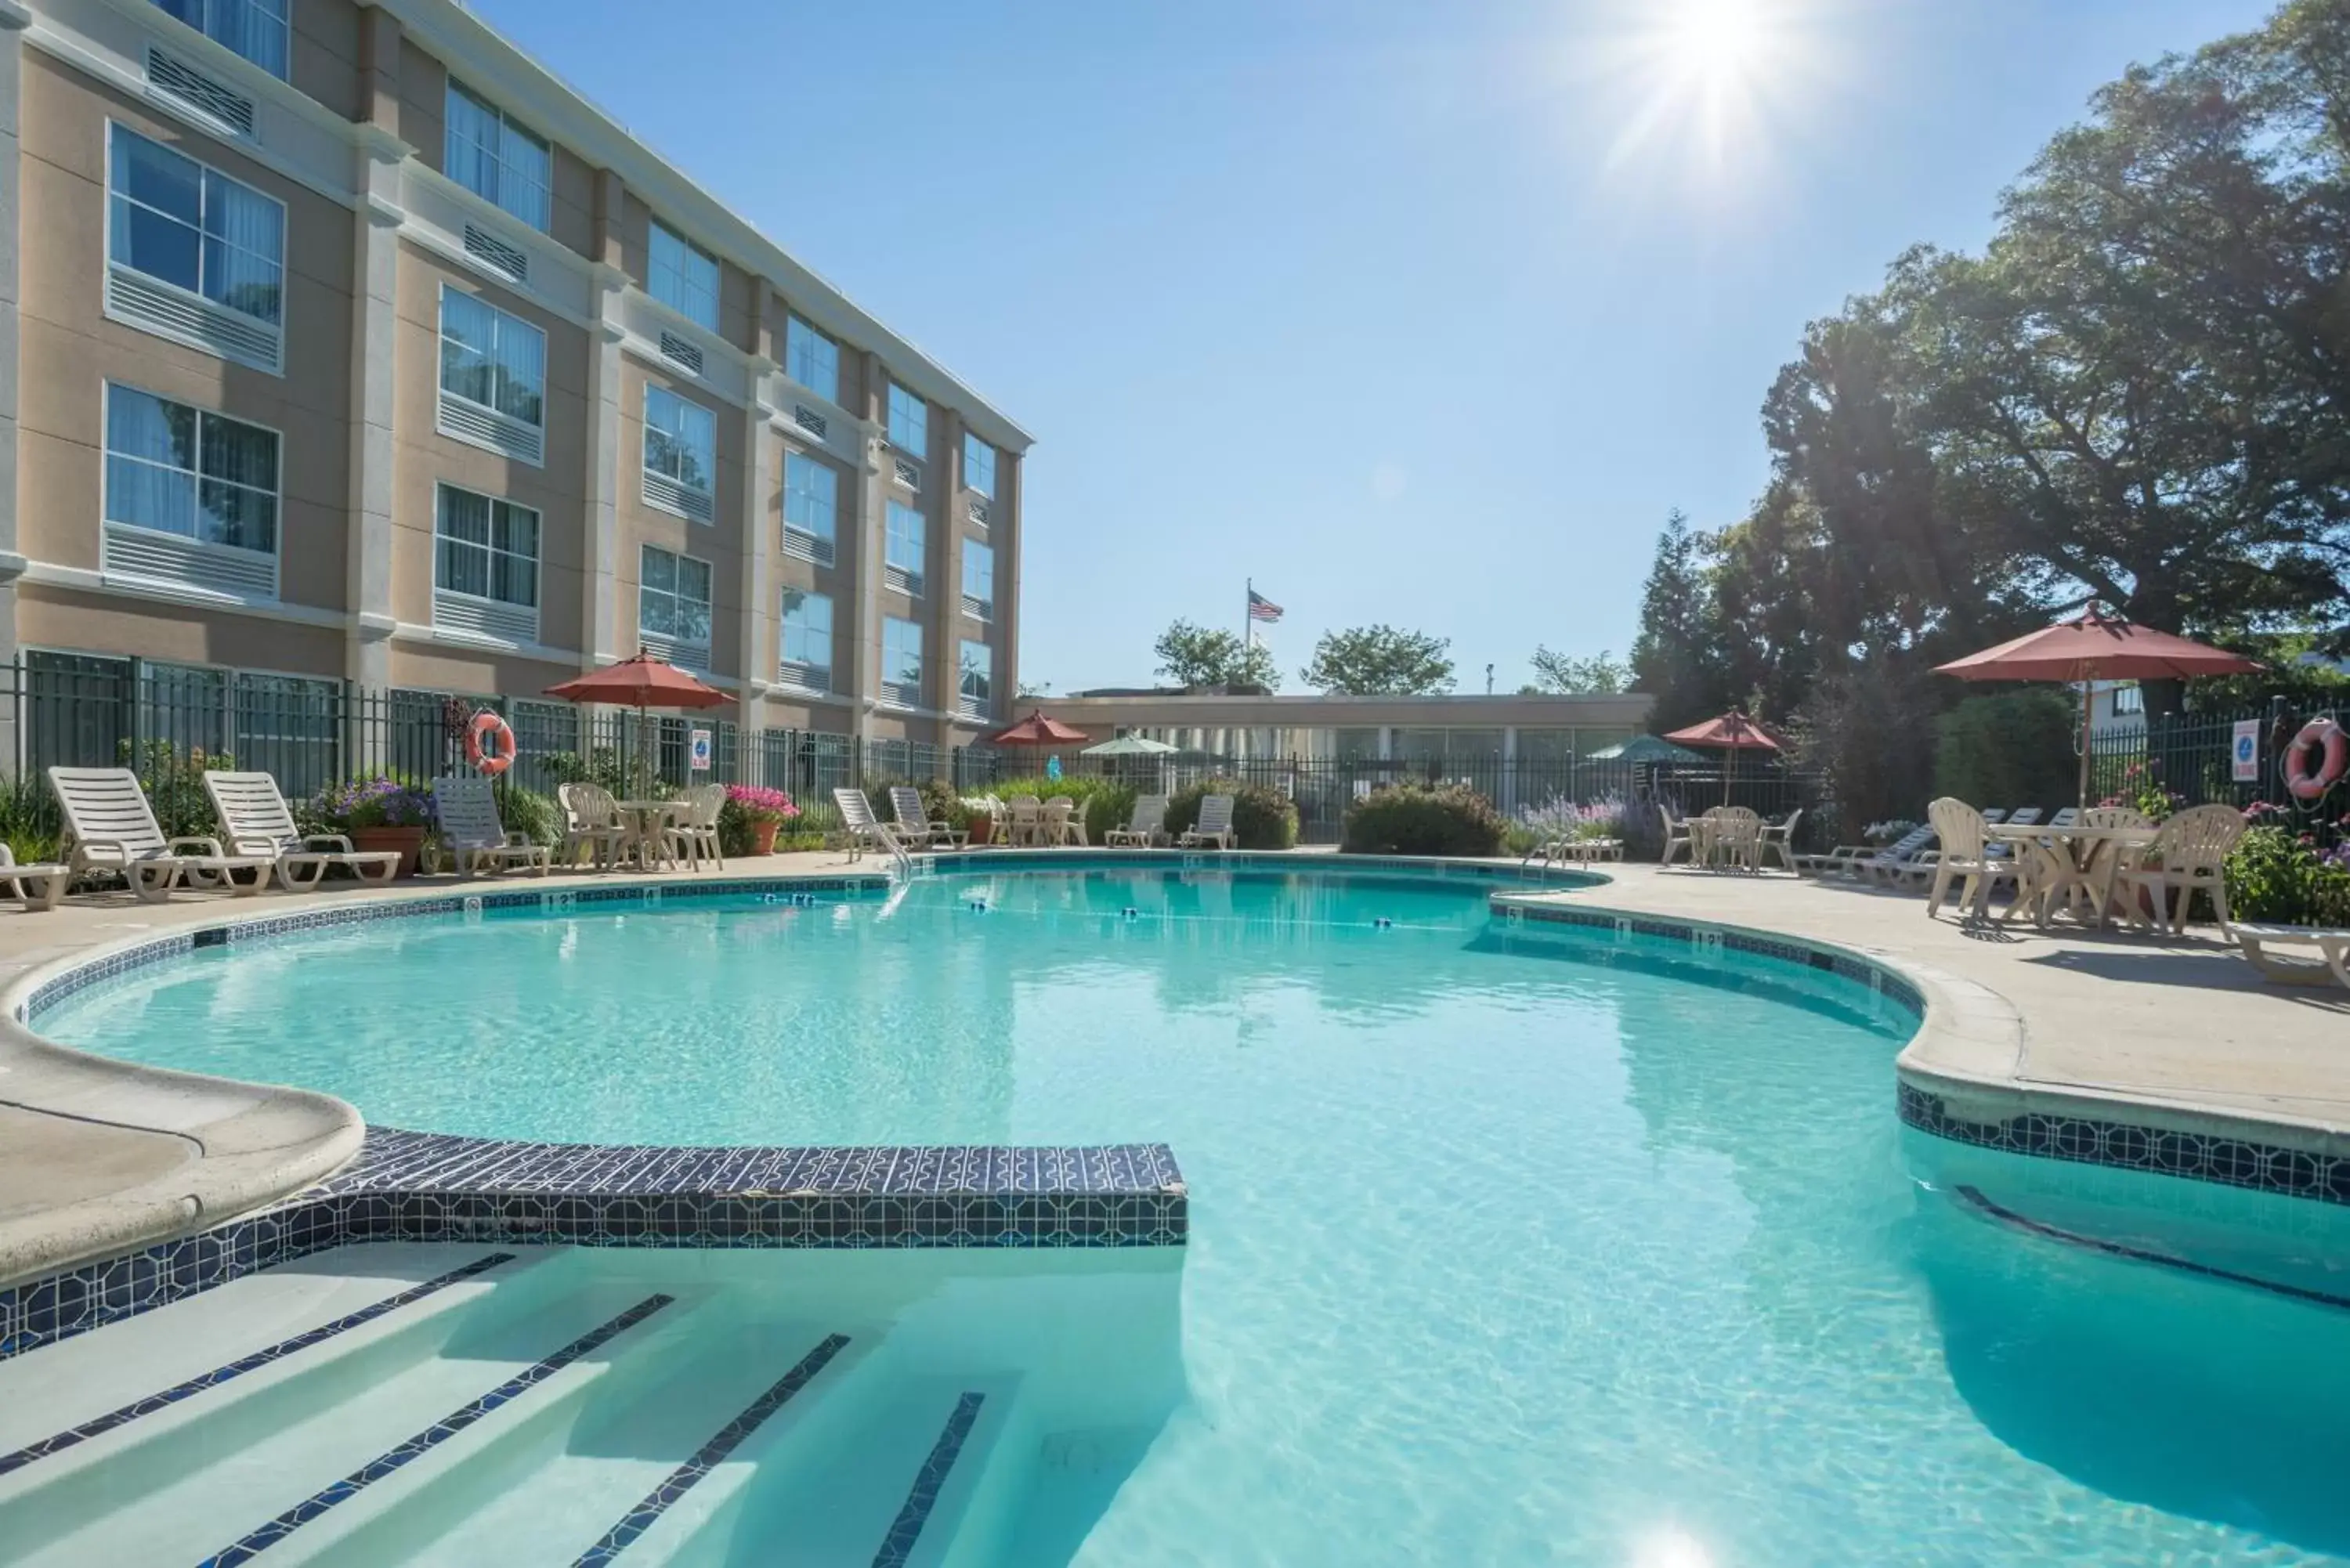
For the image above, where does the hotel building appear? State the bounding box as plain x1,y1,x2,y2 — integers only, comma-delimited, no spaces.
0,0,1026,766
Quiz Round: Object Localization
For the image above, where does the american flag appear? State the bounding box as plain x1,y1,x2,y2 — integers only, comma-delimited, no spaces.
1248,589,1284,623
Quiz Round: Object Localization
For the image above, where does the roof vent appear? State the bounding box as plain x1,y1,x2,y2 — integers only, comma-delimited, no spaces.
146,47,255,138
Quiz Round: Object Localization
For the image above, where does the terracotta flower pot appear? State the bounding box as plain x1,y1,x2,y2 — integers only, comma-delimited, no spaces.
749,818,781,856
968,818,996,847
349,824,428,879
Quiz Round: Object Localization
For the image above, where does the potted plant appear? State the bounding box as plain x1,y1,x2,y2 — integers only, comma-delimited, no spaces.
960,795,1002,847
721,784,799,856
314,776,435,877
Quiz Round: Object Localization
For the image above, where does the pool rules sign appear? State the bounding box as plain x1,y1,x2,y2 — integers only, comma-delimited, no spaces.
689,728,714,772
2232,719,2261,782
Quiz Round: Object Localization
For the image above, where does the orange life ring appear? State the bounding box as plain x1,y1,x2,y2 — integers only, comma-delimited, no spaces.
2283,718,2348,801
465,710,516,777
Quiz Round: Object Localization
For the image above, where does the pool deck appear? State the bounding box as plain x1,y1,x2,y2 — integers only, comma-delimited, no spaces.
4,848,2346,1291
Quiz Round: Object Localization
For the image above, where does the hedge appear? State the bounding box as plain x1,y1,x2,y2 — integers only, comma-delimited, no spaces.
1340,783,1504,856
1165,779,1299,850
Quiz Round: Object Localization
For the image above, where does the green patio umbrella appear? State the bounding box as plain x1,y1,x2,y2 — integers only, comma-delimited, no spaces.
1585,735,1708,764
1080,735,1180,757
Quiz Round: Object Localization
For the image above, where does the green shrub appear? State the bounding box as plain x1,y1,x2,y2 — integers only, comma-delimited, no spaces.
121,738,233,839
1933,690,2079,815
1165,779,1297,850
992,775,1138,843
0,774,62,866
496,786,561,847
2225,825,2350,926
1340,783,1504,856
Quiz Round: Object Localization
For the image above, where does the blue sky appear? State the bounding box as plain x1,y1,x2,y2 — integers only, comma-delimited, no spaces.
472,0,2276,695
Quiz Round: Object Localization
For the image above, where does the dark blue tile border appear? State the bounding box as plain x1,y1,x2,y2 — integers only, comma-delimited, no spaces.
193,1293,675,1567
870,1391,986,1568
0,1251,514,1478
569,1331,851,1567
1953,1184,2350,1310
1901,1082,2350,1206
0,1131,1186,1363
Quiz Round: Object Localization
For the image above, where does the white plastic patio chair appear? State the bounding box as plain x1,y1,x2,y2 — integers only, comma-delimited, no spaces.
1756,808,1803,872
668,782,726,870
1659,804,1695,866
48,767,273,902
1105,795,1170,849
1003,797,1043,847
204,771,401,891
557,782,627,869
1178,793,1236,851
1925,797,2021,919
431,775,551,877
2113,804,2247,935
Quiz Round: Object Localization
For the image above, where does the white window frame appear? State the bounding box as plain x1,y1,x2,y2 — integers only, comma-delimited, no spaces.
103,122,286,374
436,284,547,465
884,500,926,598
445,79,552,233
100,380,283,598
649,220,721,333
432,482,540,644
886,380,927,457
883,616,924,709
782,451,838,564
152,0,289,78
963,432,996,499
784,315,838,403
779,587,833,692
642,385,718,523
638,544,715,658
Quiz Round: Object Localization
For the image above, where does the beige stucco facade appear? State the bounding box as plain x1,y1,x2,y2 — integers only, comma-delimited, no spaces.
0,0,1026,750
1048,691,1657,762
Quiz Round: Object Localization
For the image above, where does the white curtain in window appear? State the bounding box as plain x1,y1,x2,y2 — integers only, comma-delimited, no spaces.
105,388,197,538
204,175,283,325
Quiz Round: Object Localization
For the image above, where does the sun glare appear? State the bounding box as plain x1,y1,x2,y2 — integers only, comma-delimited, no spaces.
1582,0,1837,186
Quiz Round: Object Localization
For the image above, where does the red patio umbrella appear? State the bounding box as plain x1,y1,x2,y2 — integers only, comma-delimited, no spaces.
987,710,1090,747
1935,609,2261,805
544,652,731,795
1663,710,1782,804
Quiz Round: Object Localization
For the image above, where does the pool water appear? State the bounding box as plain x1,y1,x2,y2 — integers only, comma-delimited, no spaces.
35,867,2350,1565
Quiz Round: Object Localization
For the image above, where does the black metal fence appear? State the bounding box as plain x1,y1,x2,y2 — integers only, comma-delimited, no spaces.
2089,701,2346,816
0,656,1829,851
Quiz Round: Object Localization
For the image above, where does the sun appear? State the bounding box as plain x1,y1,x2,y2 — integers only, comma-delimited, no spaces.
1583,0,1833,183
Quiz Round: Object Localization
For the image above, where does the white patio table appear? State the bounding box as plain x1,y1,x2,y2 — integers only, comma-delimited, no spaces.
1986,822,2157,929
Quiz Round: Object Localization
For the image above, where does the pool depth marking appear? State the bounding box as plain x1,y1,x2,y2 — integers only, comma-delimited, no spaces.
1954,1186,2350,1312
569,1331,852,1567
870,1392,987,1568
191,1293,674,1566
0,1252,515,1479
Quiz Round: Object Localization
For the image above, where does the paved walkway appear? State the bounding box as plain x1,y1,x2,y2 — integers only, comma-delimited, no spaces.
4,849,2344,1288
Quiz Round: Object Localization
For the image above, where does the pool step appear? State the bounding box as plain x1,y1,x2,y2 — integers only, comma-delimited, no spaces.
0,1263,676,1568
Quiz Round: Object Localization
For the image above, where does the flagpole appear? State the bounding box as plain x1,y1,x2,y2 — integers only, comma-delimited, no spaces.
1246,576,1253,653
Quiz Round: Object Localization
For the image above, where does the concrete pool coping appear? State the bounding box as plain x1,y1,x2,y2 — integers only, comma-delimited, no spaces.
4,847,2347,1335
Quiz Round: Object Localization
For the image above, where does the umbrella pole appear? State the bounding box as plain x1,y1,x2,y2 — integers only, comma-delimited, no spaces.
2078,681,2094,809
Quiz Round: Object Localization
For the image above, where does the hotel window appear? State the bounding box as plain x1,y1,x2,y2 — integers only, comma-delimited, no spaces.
958,639,992,719
153,0,288,77
104,384,279,556
883,616,924,707
961,540,993,622
106,125,284,371
642,385,717,522
445,80,551,232
639,545,714,651
785,315,838,403
963,432,996,499
2113,685,2144,716
884,500,926,596
782,453,837,564
779,588,833,691
438,286,546,462
886,380,927,457
649,222,720,332
432,485,540,643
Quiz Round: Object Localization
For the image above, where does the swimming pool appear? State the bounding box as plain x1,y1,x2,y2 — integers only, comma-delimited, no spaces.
22,864,2350,1565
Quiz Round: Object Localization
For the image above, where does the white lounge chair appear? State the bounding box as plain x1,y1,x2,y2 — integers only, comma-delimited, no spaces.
0,844,73,911
1178,793,1236,851
833,788,906,862
888,786,964,851
1864,825,1941,884
204,771,401,891
2230,925,2350,989
48,767,273,901
431,775,551,877
1105,795,1170,849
